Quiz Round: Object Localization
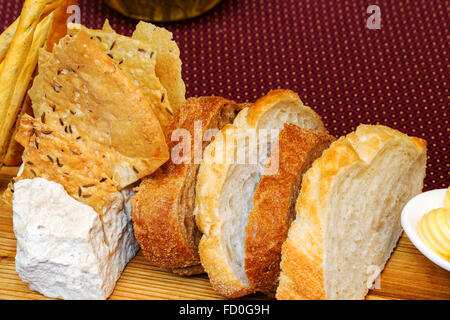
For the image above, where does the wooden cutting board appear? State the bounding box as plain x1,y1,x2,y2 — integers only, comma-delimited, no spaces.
0,167,449,300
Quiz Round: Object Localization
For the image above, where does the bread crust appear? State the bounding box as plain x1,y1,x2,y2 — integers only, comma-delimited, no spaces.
245,124,334,294
276,124,427,300
132,97,243,270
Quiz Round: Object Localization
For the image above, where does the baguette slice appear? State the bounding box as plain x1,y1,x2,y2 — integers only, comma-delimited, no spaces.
245,124,335,294
195,90,326,298
277,124,427,300
132,97,244,273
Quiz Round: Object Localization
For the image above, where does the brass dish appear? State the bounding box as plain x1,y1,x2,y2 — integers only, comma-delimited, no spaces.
103,0,223,22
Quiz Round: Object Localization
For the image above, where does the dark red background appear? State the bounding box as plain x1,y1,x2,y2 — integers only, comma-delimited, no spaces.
1,0,448,190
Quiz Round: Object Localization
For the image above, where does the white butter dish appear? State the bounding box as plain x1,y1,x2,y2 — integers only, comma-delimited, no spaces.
401,188,450,271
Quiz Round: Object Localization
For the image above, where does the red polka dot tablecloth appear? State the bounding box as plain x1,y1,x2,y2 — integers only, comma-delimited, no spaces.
0,0,448,191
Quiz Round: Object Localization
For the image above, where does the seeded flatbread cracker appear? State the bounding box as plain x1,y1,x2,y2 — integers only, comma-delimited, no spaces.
28,30,169,189
67,22,174,131
132,21,185,113
37,46,51,65
4,115,118,215
102,19,115,33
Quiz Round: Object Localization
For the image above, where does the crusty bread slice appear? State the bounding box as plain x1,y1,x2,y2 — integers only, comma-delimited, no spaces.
194,90,326,298
132,97,244,273
276,124,427,300
245,124,335,294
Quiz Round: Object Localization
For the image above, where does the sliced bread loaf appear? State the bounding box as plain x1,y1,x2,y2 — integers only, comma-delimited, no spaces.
132,97,244,273
194,90,326,297
276,124,427,300
245,124,335,294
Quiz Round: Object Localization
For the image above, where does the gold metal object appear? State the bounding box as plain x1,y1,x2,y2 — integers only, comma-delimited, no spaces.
103,0,223,22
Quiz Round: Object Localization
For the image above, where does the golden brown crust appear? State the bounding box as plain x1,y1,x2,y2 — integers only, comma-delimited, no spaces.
276,124,427,300
132,97,244,270
3,115,118,215
245,124,334,294
29,30,169,188
276,221,327,300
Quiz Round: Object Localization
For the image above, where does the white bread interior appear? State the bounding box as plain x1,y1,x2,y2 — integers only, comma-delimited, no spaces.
195,90,326,297
277,124,427,300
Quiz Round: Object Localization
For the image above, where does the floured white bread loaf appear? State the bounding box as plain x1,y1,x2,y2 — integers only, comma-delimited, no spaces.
13,178,139,300
194,90,326,298
245,124,334,295
277,125,427,300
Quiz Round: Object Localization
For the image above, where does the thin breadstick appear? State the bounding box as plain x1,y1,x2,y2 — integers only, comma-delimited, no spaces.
0,0,49,163
3,95,33,166
0,20,18,63
0,0,62,63
3,14,54,166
